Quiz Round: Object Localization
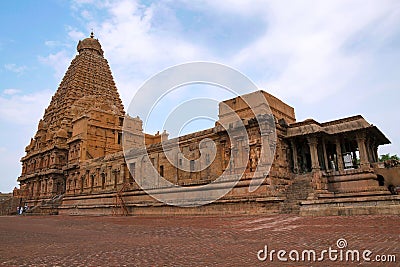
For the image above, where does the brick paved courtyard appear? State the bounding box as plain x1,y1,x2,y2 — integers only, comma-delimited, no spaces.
0,215,398,266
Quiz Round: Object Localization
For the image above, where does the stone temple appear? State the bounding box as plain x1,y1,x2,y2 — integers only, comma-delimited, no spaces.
13,34,400,216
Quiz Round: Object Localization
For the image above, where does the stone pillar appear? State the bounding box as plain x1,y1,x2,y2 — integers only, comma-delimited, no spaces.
29,181,34,197
53,151,58,166
44,179,48,196
368,140,377,163
307,136,320,171
85,170,89,190
113,169,118,188
373,146,379,163
75,172,79,195
322,138,329,171
230,147,237,174
71,174,74,193
65,174,71,194
96,168,100,189
33,179,39,197
90,173,95,191
70,173,73,195
38,157,43,171
220,141,226,171
108,166,112,183
80,174,84,193
290,140,299,173
120,164,125,183
356,132,369,169
365,137,373,163
335,137,344,171
236,137,245,170
37,179,42,197
31,180,35,197
47,176,53,195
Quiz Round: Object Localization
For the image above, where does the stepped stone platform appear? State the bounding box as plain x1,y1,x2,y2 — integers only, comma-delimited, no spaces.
300,194,400,216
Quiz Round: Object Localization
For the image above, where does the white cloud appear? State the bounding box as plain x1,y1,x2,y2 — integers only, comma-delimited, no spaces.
223,1,400,102
67,26,86,41
4,63,27,74
81,9,92,20
0,89,53,125
38,50,74,80
179,0,267,17
95,0,205,65
69,0,212,108
74,0,95,4
2,89,20,95
44,40,71,47
45,40,59,47
64,0,399,106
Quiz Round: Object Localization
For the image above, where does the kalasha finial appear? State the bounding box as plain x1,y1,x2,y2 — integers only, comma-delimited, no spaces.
90,31,94,38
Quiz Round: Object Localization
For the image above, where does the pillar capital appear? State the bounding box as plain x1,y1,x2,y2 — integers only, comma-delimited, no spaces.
307,136,318,146
355,131,366,141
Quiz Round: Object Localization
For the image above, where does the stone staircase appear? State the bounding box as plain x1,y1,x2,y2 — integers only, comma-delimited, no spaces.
280,174,314,214
24,194,64,215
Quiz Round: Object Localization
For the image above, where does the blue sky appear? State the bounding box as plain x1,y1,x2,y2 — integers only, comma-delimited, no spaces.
0,0,399,192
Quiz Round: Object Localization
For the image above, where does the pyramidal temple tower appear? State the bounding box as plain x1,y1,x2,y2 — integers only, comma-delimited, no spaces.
18,33,125,198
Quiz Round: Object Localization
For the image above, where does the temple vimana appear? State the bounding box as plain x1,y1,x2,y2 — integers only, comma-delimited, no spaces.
10,33,400,216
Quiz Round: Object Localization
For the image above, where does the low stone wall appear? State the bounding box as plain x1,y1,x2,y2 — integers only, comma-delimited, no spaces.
300,195,400,216
59,198,284,216
374,165,400,187
0,197,20,215
59,185,285,216
58,175,289,216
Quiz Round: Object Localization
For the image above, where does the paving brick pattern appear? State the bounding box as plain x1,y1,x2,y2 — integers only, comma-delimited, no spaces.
0,215,398,266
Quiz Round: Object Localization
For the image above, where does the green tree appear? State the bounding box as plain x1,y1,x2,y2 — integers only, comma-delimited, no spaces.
379,153,400,162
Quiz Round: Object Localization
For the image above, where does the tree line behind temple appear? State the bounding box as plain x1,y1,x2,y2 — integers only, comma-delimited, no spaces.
379,153,399,161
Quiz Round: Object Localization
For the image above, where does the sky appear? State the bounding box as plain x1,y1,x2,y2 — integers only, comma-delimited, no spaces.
0,0,399,192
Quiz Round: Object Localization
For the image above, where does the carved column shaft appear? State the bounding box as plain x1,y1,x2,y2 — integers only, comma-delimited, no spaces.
322,138,329,171
356,132,369,169
290,140,298,173
120,163,125,183
335,137,344,171
307,136,320,171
